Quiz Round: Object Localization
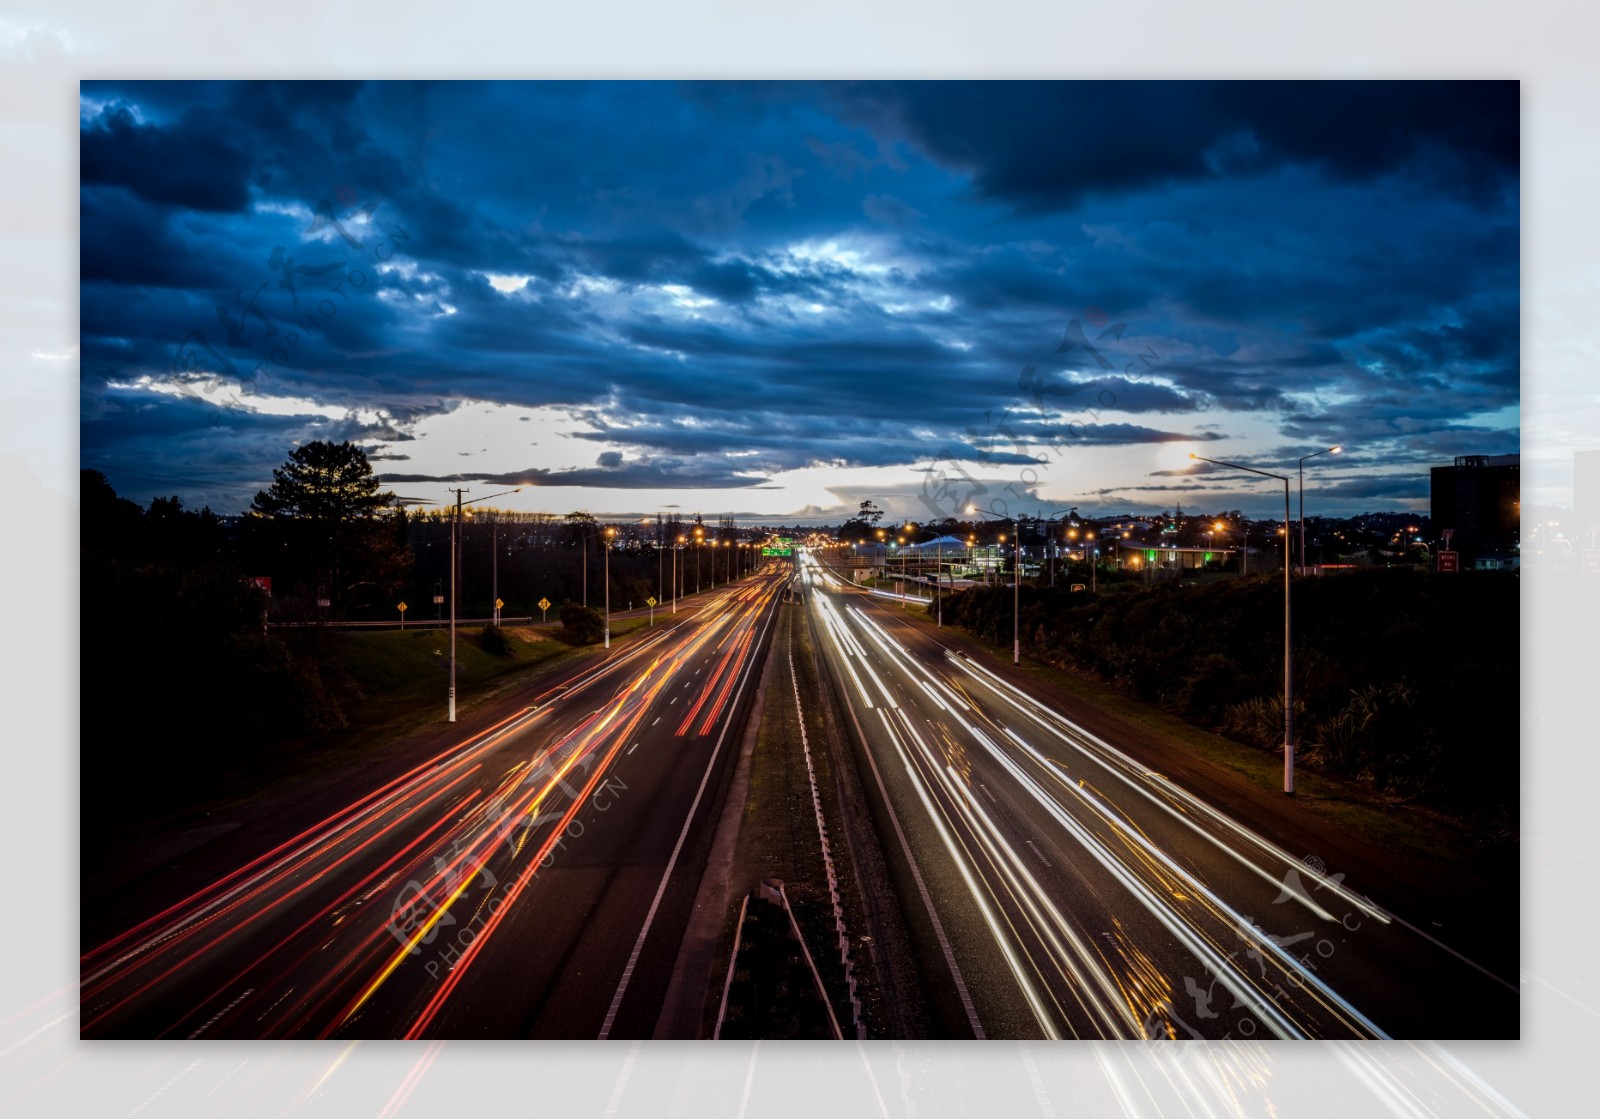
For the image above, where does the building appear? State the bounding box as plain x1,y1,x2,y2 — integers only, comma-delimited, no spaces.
1429,454,1520,559
839,542,887,580
1114,540,1237,577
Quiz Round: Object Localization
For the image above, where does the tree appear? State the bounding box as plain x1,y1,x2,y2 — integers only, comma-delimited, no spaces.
562,510,598,547
249,440,411,610
858,500,884,525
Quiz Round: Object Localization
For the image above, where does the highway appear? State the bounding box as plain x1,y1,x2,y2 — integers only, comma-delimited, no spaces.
798,550,1518,1040
80,566,787,1040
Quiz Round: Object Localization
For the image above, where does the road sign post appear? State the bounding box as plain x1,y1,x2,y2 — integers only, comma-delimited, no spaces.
538,596,550,623
398,601,407,629
647,595,657,625
494,597,504,626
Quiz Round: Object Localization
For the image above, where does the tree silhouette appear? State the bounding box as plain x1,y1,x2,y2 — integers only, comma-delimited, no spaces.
249,440,409,610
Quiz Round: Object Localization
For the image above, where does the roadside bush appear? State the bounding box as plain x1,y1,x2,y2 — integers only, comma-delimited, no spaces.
559,603,605,645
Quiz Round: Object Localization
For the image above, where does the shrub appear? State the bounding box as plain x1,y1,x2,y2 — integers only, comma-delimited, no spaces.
559,603,605,645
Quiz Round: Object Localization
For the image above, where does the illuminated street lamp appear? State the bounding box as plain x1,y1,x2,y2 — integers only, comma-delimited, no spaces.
694,525,704,593
1298,445,1342,576
1191,453,1296,794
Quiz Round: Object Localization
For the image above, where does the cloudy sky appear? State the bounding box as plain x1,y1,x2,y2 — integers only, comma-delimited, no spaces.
78,80,1519,522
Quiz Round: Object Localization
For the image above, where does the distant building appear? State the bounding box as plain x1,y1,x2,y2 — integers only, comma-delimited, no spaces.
1429,454,1520,558
840,542,887,579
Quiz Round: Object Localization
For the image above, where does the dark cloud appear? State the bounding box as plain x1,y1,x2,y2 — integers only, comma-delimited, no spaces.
381,459,769,490
826,81,1518,212
79,80,1518,516
81,102,254,212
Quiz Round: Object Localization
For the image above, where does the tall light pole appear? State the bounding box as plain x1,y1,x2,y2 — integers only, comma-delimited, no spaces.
603,526,614,649
968,505,1020,665
897,537,907,606
653,517,662,620
446,486,519,723
1298,445,1342,576
674,534,685,612
694,525,703,593
1042,507,1079,589
1191,453,1294,794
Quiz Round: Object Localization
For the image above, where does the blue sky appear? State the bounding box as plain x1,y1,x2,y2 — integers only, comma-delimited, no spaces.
78,80,1519,522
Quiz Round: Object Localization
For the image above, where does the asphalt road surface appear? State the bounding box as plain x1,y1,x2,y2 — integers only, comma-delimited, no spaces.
82,553,1516,1040
798,550,1518,1040
81,567,787,1040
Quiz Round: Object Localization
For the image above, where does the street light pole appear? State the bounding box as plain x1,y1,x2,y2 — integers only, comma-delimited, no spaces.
1191,454,1295,794
674,535,684,613
446,486,519,723
969,505,1020,664
603,526,614,649
1013,518,1020,663
1298,445,1342,576
449,488,462,723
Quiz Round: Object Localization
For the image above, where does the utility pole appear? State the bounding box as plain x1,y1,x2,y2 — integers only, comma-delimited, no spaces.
445,486,519,723
1192,454,1294,793
603,526,614,649
447,487,467,723
1013,519,1020,663
674,535,683,612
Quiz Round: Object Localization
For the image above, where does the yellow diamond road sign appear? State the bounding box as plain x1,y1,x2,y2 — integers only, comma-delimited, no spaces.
538,597,551,611
397,601,408,612
495,598,504,610
647,597,657,607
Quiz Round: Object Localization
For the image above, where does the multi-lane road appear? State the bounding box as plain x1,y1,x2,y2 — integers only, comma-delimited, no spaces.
82,567,787,1040
797,549,1517,1040
82,553,1516,1039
